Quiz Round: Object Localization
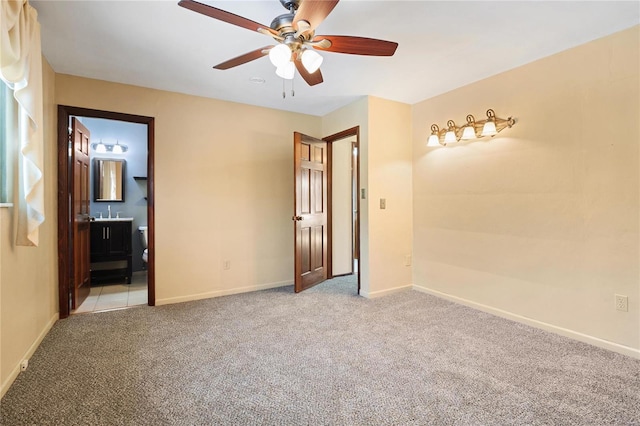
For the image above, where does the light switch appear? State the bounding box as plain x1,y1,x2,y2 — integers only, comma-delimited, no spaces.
380,198,386,209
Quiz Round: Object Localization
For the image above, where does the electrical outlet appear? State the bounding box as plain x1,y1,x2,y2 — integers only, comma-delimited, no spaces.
380,198,386,209
223,260,231,270
404,255,412,266
20,360,28,372
615,294,628,312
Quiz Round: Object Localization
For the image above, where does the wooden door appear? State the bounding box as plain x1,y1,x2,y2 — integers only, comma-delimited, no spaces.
294,132,328,292
71,118,91,309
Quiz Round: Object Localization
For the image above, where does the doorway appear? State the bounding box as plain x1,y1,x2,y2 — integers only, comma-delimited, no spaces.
325,127,360,293
57,106,155,319
293,127,361,294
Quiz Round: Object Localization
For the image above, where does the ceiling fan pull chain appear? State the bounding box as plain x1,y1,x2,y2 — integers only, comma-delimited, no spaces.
282,78,286,99
291,77,295,97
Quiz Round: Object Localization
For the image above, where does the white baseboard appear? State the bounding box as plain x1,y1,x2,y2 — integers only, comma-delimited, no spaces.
413,285,640,360
1,312,59,399
156,280,292,306
361,284,412,299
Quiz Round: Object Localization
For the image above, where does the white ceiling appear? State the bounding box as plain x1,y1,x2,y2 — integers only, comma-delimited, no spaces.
31,1,639,116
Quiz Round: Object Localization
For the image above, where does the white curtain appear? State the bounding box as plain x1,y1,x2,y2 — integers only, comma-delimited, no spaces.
0,0,44,246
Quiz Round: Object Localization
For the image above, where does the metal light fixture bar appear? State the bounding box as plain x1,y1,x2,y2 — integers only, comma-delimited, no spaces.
90,140,128,154
427,109,516,147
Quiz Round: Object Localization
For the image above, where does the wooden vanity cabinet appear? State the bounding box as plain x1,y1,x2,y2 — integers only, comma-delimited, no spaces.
90,220,133,284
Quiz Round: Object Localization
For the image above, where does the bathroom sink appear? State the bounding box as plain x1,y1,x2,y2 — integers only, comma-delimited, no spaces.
92,217,133,222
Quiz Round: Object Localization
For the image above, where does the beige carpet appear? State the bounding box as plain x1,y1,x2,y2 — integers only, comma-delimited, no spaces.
2,275,639,425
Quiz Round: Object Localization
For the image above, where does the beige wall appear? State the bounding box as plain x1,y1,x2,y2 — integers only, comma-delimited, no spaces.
412,26,640,355
367,97,413,296
1,58,59,396
322,97,413,297
56,75,321,304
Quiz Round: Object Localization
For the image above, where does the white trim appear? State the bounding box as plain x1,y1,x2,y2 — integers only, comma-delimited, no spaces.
0,203,13,208
1,312,59,398
412,285,640,360
156,280,292,306
361,283,412,299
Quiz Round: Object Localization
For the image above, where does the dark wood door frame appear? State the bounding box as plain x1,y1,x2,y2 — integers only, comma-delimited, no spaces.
323,126,361,294
57,105,155,319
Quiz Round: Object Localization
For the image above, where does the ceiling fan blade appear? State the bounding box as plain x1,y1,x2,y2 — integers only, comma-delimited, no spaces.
178,0,278,36
293,0,339,33
312,35,398,56
213,46,273,70
295,60,323,86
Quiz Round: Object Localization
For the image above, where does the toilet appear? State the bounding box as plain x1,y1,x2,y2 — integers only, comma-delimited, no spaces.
138,226,149,265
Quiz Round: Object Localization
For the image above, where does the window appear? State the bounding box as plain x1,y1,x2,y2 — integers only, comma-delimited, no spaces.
0,80,16,204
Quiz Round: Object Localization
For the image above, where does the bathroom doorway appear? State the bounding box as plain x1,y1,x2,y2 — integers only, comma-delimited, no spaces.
57,106,155,319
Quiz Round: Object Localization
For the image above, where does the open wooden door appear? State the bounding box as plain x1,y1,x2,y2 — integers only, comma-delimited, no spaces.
71,117,91,309
293,132,328,292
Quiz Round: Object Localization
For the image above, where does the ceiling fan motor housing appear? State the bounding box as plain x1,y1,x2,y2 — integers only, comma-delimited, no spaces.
279,0,300,12
270,13,295,33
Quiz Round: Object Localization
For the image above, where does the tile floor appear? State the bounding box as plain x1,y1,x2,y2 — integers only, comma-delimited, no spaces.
73,271,148,314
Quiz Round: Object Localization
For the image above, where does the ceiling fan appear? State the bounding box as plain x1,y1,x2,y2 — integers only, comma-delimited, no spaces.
178,0,399,86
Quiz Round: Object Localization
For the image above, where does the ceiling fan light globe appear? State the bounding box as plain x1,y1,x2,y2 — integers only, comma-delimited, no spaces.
269,44,292,67
276,61,295,80
301,49,323,73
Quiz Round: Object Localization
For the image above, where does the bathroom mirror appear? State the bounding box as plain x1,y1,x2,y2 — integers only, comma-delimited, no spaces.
94,158,125,202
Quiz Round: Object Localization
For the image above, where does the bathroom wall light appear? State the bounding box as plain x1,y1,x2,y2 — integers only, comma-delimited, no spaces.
91,140,128,154
426,109,516,147
112,141,125,154
94,141,107,153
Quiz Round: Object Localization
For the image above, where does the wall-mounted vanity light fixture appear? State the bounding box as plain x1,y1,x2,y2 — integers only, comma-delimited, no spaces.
427,109,516,147
91,140,128,154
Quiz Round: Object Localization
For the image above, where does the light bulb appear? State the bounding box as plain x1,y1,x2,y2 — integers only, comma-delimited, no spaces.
461,125,476,140
112,143,123,154
301,49,323,73
461,114,477,140
444,130,457,144
444,120,457,144
427,134,440,147
481,121,497,136
96,142,106,153
269,44,291,67
427,124,441,147
276,61,295,80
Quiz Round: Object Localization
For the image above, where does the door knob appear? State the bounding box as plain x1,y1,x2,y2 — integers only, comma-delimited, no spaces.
292,216,303,221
